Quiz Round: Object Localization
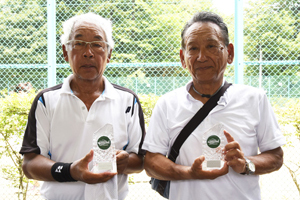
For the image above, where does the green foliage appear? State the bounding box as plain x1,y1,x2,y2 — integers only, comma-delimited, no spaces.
0,0,237,92
243,0,300,76
272,98,300,145
272,98,300,195
0,0,47,64
0,89,36,200
0,0,215,70
0,90,35,141
137,93,159,127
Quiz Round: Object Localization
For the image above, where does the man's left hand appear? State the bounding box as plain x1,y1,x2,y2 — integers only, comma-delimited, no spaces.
223,131,246,174
116,150,129,174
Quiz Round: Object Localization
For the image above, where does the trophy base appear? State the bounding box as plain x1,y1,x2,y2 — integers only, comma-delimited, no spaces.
93,161,117,173
203,160,224,170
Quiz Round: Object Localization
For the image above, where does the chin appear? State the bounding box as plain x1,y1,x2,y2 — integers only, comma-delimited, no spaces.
76,74,102,82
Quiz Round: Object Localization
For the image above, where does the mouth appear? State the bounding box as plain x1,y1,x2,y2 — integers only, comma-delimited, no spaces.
80,64,96,68
196,66,213,70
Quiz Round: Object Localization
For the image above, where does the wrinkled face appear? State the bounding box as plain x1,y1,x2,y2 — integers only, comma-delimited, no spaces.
63,21,111,81
180,22,234,85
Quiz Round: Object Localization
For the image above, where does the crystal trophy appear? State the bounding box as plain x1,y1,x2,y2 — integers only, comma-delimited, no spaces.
92,124,117,173
202,124,226,170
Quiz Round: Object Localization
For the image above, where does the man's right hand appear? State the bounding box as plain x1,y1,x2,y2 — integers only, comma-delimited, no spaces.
144,151,228,181
70,150,117,184
188,155,228,180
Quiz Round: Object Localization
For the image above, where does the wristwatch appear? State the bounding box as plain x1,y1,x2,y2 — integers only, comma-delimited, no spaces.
241,157,255,175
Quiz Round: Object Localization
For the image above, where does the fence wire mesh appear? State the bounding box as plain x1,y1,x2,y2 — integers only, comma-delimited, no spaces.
0,0,299,199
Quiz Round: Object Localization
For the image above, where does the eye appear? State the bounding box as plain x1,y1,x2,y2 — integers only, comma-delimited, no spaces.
74,41,84,46
92,41,106,49
208,44,217,48
188,46,198,51
207,44,220,54
92,42,103,48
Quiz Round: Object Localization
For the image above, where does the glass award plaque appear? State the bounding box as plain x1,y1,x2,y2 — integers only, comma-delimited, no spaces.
92,124,117,173
202,124,226,170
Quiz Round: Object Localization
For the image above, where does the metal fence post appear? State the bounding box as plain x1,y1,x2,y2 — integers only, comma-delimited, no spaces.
154,77,157,95
234,0,244,84
288,76,290,97
47,0,56,87
135,77,138,93
268,76,271,98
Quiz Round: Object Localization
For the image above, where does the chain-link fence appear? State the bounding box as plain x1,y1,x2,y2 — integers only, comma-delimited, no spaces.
0,0,299,199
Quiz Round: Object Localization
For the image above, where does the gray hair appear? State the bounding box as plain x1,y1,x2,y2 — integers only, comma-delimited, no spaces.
60,12,114,52
181,11,229,49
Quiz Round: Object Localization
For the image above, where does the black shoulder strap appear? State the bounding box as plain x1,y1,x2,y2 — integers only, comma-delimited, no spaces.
168,81,232,162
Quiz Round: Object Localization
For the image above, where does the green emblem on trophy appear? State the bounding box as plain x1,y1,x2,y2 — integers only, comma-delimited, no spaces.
97,136,111,150
207,135,221,148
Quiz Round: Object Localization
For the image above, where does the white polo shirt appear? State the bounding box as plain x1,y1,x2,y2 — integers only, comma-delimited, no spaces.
142,80,286,200
20,74,145,200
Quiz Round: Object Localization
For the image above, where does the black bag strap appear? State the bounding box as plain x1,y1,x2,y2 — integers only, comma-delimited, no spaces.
168,81,232,162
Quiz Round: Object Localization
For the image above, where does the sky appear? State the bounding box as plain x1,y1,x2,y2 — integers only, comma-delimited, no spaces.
213,0,236,15
213,0,255,16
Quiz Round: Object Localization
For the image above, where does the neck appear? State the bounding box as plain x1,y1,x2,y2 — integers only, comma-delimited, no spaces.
192,83,222,98
70,76,105,111
190,80,223,102
70,76,104,95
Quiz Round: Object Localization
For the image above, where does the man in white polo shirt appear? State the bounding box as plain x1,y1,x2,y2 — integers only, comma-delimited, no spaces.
20,13,145,200
142,11,285,200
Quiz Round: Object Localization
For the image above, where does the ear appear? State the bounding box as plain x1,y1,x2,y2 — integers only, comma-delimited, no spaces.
227,43,234,64
180,49,187,69
107,49,113,63
62,45,69,62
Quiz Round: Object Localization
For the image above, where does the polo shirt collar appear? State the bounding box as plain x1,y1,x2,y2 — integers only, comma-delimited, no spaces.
185,80,194,100
60,74,117,100
101,76,118,99
61,74,74,94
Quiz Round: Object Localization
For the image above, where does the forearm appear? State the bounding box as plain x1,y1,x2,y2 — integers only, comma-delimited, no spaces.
123,153,144,174
144,152,191,181
248,147,284,175
22,153,55,181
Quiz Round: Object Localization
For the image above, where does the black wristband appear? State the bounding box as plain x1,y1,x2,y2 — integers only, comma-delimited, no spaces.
51,162,77,182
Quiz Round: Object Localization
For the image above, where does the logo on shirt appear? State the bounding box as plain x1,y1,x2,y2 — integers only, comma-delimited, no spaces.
125,106,131,113
206,135,221,148
97,136,111,150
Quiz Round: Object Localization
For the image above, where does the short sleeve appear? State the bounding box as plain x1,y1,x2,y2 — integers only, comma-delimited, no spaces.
125,96,146,155
19,93,51,158
142,98,170,155
256,92,286,152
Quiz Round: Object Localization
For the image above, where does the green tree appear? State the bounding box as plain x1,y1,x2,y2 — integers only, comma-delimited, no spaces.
0,0,233,91
0,90,36,200
243,0,300,76
0,0,47,64
0,0,216,76
0,0,48,90
273,98,300,196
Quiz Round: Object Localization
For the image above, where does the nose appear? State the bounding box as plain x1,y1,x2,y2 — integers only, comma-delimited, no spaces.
197,49,208,62
83,44,94,58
